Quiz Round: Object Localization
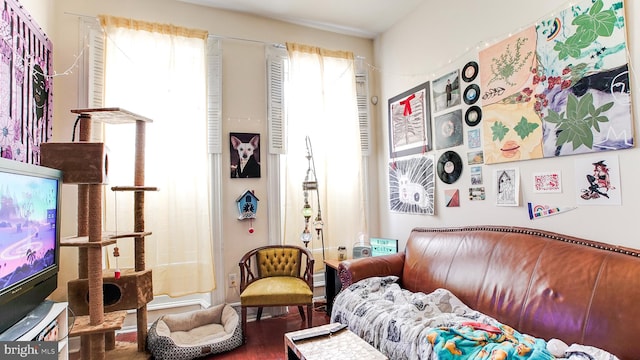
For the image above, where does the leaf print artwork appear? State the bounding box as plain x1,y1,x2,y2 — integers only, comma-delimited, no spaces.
491,122,509,142
479,0,632,164
513,116,539,139
544,92,613,150
488,37,533,87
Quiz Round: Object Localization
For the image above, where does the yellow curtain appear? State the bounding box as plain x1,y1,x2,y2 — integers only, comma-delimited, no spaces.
100,16,215,297
99,15,207,39
286,42,354,60
283,42,366,272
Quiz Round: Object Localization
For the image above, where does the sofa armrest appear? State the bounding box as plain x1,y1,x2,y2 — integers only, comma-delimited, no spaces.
338,253,405,289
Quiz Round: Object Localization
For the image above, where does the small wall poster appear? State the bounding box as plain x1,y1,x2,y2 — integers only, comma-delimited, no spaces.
575,155,621,205
444,189,460,207
469,187,485,201
468,128,481,149
495,168,520,206
532,171,562,193
470,166,483,185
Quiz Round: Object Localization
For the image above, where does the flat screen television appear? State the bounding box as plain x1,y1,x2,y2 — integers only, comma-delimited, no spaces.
0,157,62,335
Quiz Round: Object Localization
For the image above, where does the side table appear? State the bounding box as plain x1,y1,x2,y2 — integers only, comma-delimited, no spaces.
323,259,342,315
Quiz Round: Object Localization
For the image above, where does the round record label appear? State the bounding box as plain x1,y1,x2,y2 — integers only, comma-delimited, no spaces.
463,84,480,105
465,106,482,127
462,61,478,82
437,151,463,184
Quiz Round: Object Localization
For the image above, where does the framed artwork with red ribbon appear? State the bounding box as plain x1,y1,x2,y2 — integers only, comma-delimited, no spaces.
387,81,432,159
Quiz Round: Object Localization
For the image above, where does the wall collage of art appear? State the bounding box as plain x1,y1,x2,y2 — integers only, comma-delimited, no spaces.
388,0,632,217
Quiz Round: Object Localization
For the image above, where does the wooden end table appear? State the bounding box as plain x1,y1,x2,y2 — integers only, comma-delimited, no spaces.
324,259,343,315
284,323,387,360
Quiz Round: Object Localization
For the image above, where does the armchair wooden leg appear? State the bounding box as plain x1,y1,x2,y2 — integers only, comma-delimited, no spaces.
297,306,306,322
256,307,263,321
241,306,247,342
306,304,313,328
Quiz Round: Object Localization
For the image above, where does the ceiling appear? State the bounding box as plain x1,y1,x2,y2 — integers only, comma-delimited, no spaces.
178,0,426,38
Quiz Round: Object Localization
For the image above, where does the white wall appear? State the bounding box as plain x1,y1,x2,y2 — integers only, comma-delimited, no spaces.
19,0,374,303
18,0,54,36
373,0,640,249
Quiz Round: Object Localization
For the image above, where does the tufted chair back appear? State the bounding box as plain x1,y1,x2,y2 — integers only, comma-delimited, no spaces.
257,247,301,278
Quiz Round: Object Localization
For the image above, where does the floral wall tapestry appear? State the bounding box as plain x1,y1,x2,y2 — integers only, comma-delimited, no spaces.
0,0,53,164
480,0,632,164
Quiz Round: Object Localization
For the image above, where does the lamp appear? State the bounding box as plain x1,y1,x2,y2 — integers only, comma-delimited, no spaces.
300,196,313,247
300,136,325,260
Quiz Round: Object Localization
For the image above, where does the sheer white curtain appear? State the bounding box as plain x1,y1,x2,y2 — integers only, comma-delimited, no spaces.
283,43,366,271
99,16,214,296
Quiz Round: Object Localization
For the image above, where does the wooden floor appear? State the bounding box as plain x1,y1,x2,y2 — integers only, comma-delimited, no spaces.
212,307,331,360
69,306,331,360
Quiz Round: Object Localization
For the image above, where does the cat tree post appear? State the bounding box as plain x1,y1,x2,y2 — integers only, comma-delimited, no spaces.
78,114,92,360
134,119,148,351
88,183,105,358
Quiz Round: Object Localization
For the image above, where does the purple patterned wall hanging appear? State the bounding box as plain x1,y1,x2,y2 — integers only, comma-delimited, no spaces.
0,0,53,164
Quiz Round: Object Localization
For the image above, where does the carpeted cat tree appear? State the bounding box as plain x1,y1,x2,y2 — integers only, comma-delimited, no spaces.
41,108,156,360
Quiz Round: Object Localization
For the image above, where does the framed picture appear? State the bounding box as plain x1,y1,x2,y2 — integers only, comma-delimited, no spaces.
434,109,463,150
388,81,432,158
388,155,435,215
432,70,460,113
230,132,261,178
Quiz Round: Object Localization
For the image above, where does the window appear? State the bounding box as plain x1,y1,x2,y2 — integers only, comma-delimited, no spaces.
83,16,216,298
267,44,371,271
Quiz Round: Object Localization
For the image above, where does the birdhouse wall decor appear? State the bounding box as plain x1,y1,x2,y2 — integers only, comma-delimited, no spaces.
236,190,259,220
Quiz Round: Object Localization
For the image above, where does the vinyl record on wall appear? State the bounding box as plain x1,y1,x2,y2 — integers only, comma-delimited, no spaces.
437,150,463,184
465,106,482,127
463,84,480,105
462,61,479,82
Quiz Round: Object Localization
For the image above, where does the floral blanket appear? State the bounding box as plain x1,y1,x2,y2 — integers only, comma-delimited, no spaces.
330,276,622,360
426,323,553,360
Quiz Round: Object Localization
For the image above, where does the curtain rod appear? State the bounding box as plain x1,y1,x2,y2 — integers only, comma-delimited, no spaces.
64,11,97,19
64,11,285,47
64,11,365,57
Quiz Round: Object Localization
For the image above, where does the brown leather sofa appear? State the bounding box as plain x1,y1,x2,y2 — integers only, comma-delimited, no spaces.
338,226,640,360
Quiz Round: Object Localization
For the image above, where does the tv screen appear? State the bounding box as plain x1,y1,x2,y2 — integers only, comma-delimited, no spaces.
0,158,61,336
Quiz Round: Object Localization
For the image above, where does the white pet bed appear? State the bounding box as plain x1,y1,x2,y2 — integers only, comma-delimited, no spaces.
147,303,242,360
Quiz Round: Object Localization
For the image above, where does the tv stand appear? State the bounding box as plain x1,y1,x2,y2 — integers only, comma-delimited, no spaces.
0,301,69,359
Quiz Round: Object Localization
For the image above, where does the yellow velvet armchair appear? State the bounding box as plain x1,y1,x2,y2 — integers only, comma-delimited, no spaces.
238,245,314,338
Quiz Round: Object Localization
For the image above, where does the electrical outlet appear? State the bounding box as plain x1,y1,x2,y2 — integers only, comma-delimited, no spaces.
228,273,238,288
